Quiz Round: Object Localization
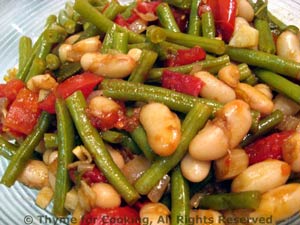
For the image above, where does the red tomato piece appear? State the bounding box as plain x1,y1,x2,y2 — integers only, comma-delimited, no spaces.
69,166,107,185
245,130,295,165
39,72,103,114
114,14,130,28
161,70,205,96
166,46,206,67
0,79,25,104
136,1,161,14
81,206,140,225
4,88,40,135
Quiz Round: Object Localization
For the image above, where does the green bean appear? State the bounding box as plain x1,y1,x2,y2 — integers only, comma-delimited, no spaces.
37,38,52,60
58,10,76,34
25,57,46,82
74,0,145,43
267,11,287,31
44,25,67,44
45,15,57,27
121,2,136,19
130,125,156,161
56,62,82,82
46,53,61,70
134,103,212,194
44,133,58,149
254,69,300,104
188,0,202,36
198,191,261,210
156,3,180,32
226,46,300,80
18,36,32,73
53,98,75,217
284,25,299,34
66,91,140,205
0,136,18,160
77,23,101,42
148,55,230,82
128,49,158,83
241,110,284,147
146,25,225,55
112,32,128,53
171,167,190,225
120,133,141,155
103,0,125,20
201,11,216,39
1,112,51,187
238,63,252,81
254,19,276,54
243,73,258,86
101,24,117,54
163,0,191,9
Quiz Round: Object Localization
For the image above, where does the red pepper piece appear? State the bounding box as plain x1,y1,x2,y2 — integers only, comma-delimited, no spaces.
166,46,206,67
4,88,40,135
0,79,25,104
69,166,107,186
81,206,140,225
136,1,161,14
162,70,205,96
39,72,103,114
245,130,295,165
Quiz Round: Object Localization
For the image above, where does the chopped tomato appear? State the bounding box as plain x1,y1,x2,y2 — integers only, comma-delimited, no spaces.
4,88,40,135
245,130,295,165
200,0,237,42
166,46,206,67
69,167,107,186
137,1,161,14
81,206,140,225
162,70,205,96
39,72,103,114
0,79,25,104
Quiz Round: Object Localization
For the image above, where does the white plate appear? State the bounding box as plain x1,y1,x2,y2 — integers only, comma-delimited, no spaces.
0,1,300,224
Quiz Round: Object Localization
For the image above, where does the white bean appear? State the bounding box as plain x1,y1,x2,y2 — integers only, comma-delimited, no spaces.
250,183,300,222
189,121,229,161
276,30,300,63
127,48,142,62
194,71,236,103
27,74,58,92
235,83,274,115
237,0,255,22
180,153,211,182
88,96,121,117
218,64,240,88
91,183,121,209
18,160,49,189
214,148,249,181
254,84,273,100
273,94,300,116
140,102,181,156
231,159,291,193
190,209,225,225
81,52,137,78
282,132,300,172
140,203,170,225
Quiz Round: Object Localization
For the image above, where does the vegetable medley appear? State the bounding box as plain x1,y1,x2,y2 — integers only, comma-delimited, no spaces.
1,0,300,224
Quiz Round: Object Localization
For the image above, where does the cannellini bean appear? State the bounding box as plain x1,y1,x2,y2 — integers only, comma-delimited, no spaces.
140,203,170,225
140,102,181,156
229,17,259,48
218,64,240,88
106,145,125,169
216,100,252,148
91,183,121,209
190,209,225,225
282,132,300,172
59,36,101,62
194,71,236,103
189,121,229,161
81,52,137,78
231,159,291,193
18,160,49,189
214,148,249,181
273,94,300,116
254,84,273,100
235,83,274,115
276,30,300,63
237,0,255,22
127,48,143,61
27,74,58,92
64,33,81,44
250,183,300,222
180,153,211,182
88,96,121,118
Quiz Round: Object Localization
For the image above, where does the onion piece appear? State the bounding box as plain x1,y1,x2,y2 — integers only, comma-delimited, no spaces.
122,155,151,184
35,186,54,209
147,174,170,202
129,19,148,34
77,181,96,212
65,188,79,213
72,145,92,162
274,94,300,116
277,115,300,132
134,9,158,22
71,204,85,225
